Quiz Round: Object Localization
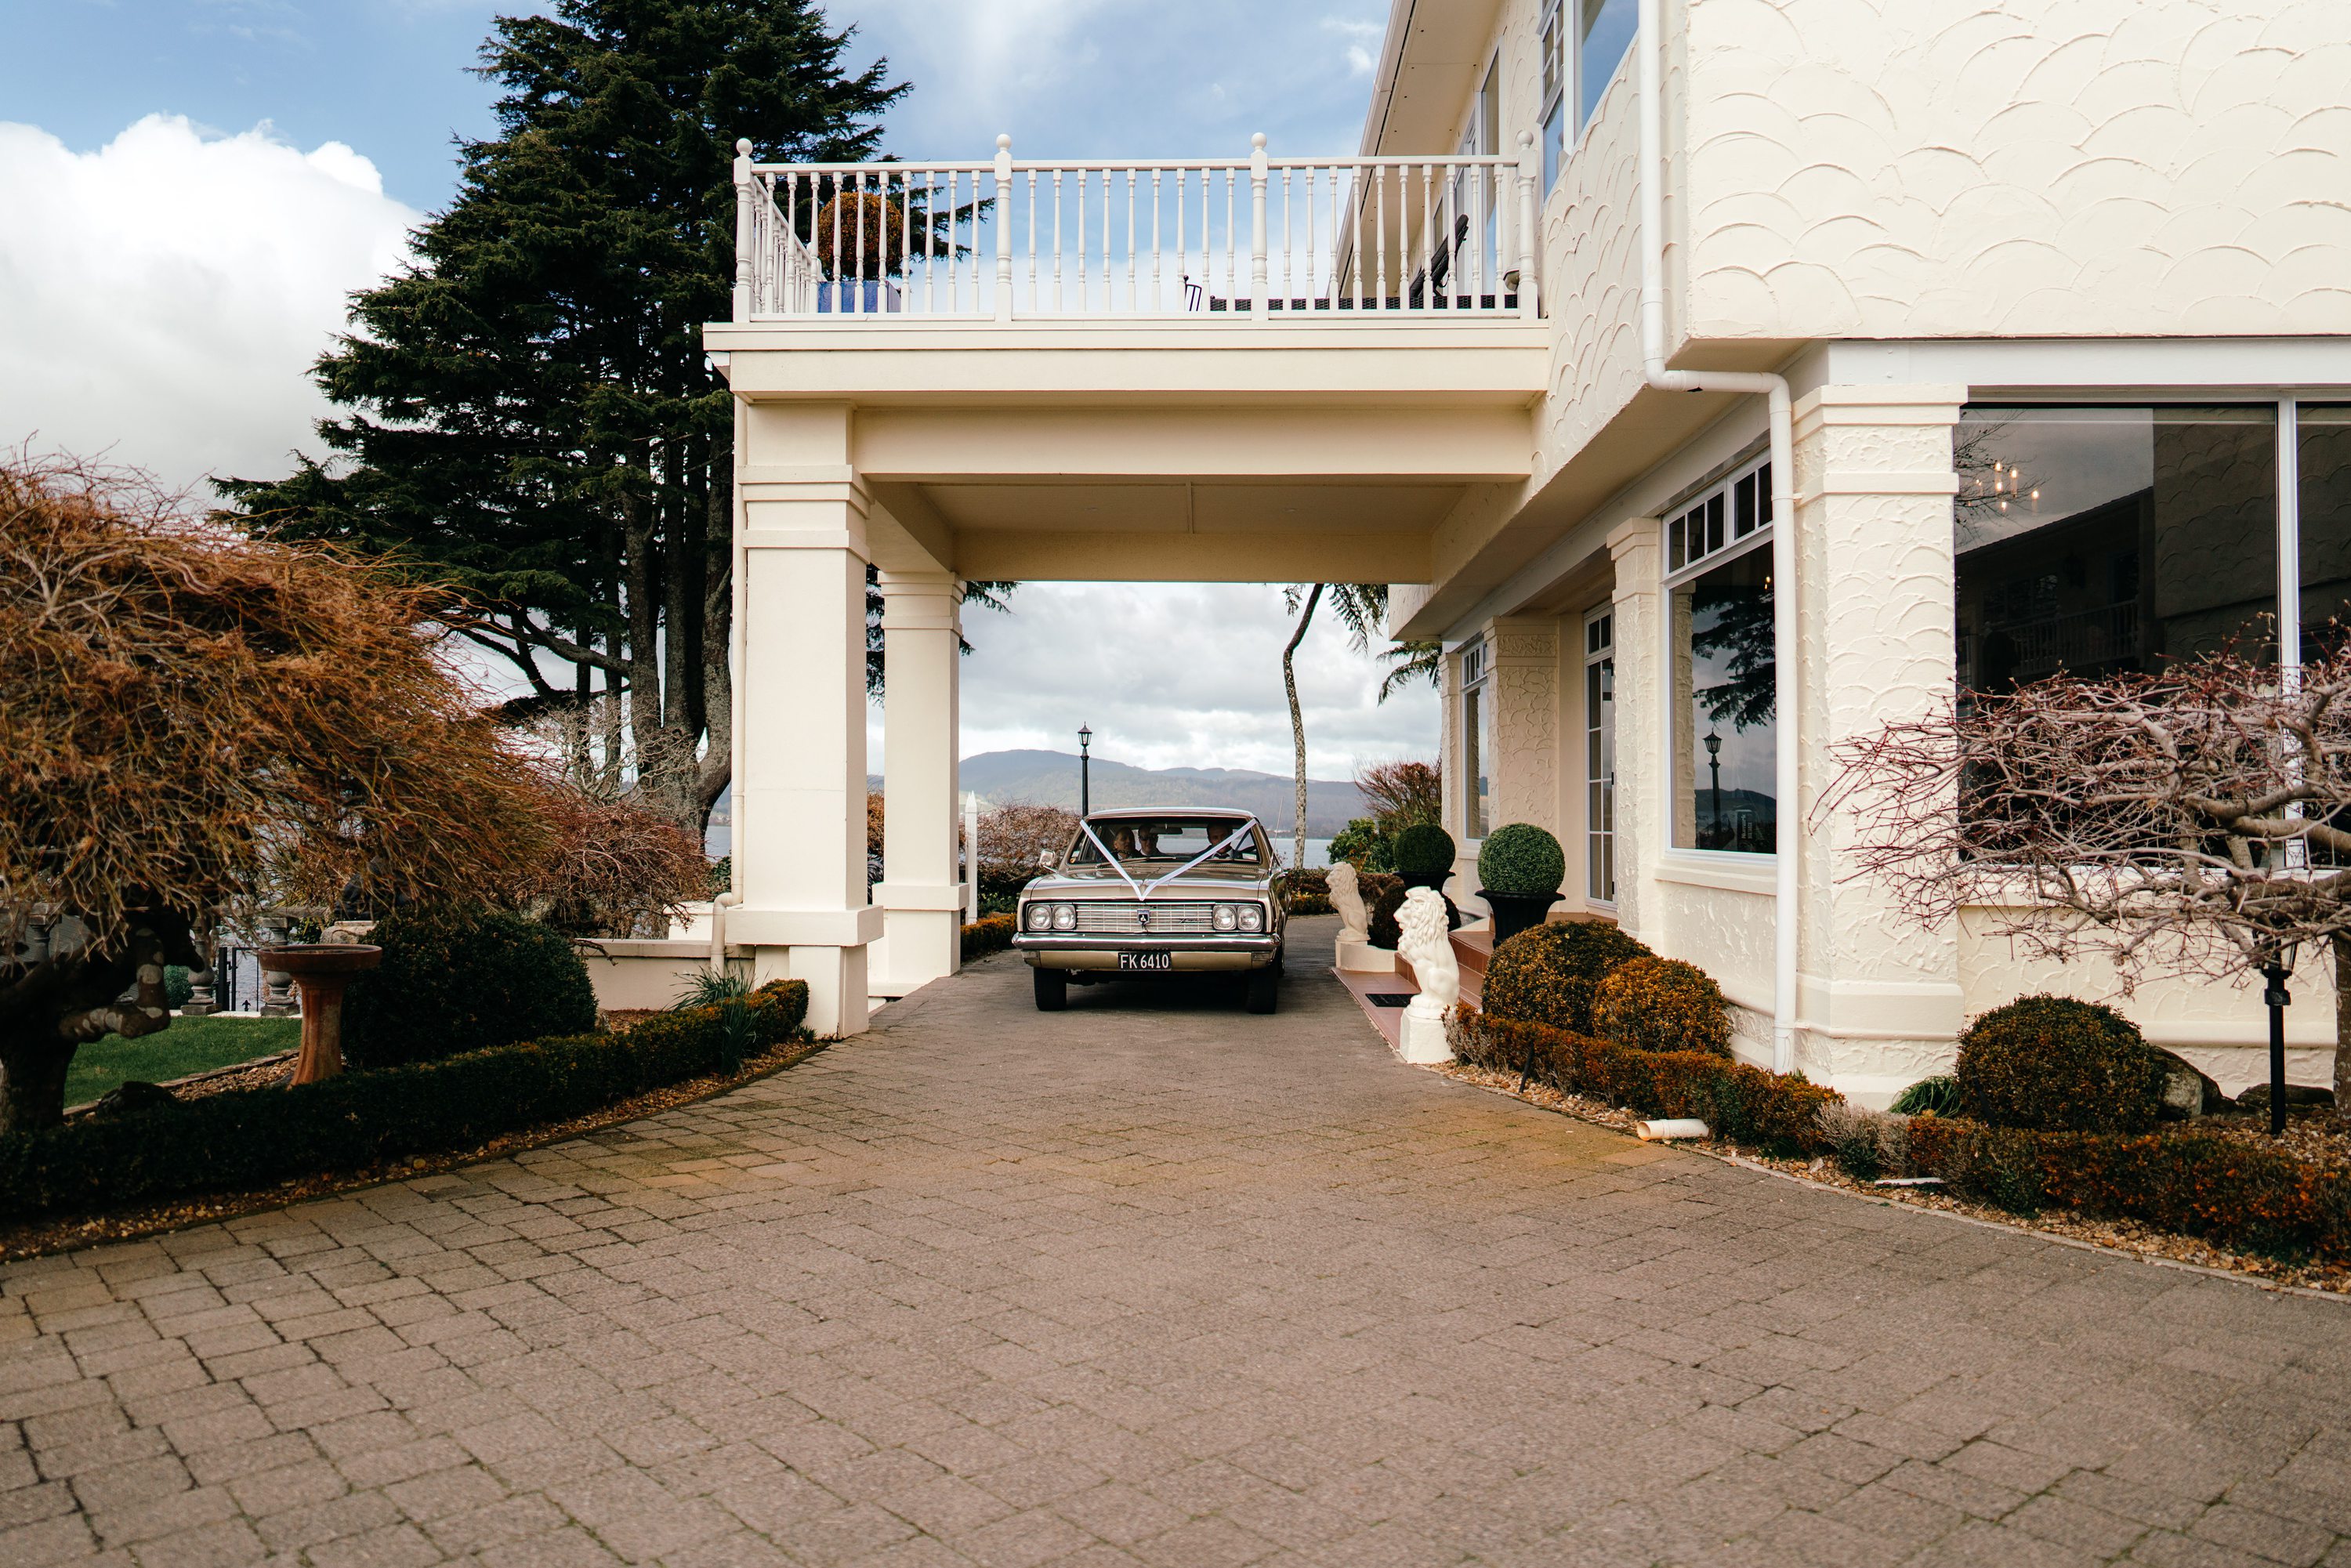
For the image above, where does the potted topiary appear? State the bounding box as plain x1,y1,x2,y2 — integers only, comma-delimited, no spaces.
1476,822,1565,946
1388,824,1459,932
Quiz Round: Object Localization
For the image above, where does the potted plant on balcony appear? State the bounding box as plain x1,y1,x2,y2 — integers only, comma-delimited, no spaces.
813,190,907,313
1476,823,1565,946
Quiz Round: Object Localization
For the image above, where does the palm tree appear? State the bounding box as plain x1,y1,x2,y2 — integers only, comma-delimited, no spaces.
1378,639,1442,702
1280,583,1388,871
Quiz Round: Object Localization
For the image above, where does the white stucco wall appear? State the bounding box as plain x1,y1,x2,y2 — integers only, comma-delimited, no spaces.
1686,0,2351,340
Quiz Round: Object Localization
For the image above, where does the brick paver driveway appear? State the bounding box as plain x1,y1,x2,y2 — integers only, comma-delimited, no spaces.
8,918,2351,1568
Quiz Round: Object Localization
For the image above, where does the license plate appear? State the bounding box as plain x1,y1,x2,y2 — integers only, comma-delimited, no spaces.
1118,951,1173,972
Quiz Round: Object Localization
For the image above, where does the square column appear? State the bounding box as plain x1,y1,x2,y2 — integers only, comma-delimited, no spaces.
731,404,882,1037
871,570,965,997
1607,520,1664,948
1487,617,1562,839
1791,384,1969,1102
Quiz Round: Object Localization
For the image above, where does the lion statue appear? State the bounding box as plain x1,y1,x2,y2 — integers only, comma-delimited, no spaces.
1328,861,1367,940
1396,887,1460,1019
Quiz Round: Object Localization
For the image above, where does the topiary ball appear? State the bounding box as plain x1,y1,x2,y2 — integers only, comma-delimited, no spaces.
1591,957,1732,1055
1476,823,1565,897
1480,922,1654,1034
342,903,599,1070
1392,824,1458,889
1954,994,2169,1133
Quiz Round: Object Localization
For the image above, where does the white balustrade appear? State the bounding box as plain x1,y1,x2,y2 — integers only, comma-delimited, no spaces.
731,133,1542,324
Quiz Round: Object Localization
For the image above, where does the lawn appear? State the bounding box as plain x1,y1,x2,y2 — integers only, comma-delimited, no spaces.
65,1016,300,1110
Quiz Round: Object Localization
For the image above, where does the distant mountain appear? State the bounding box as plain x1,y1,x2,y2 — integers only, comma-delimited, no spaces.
950,750,1368,836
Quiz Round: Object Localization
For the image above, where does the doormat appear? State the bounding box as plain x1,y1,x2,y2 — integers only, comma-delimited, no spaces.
1367,993,1415,1008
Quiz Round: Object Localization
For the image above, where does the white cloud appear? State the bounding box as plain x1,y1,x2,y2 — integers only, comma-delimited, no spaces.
865,581,1439,783
0,114,417,496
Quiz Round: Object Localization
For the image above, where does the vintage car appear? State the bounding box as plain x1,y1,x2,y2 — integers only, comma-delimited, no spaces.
1013,807,1287,1013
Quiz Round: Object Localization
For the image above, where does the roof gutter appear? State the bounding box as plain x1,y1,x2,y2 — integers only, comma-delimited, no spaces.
1636,0,1800,1074
1357,0,1420,158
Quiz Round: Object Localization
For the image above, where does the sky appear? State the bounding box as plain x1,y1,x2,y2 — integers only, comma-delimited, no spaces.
0,0,1434,781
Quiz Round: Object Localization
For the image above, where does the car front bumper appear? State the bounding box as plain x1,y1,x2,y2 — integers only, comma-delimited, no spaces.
1013,934,1281,972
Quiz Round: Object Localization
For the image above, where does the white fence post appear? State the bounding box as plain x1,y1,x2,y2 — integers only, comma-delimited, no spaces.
732,138,755,324
963,791,982,924
1516,130,1541,320
1248,133,1270,320
994,135,1014,322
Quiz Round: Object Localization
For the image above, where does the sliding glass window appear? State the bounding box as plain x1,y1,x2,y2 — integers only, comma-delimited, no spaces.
1954,406,2279,695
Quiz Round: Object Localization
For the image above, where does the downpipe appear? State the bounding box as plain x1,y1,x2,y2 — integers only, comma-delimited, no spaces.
1636,0,1800,1073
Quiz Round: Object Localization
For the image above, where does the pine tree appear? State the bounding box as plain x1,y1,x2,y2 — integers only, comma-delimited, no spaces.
218,0,907,832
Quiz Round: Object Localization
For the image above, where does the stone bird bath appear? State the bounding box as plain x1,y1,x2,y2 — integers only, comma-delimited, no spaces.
257,944,381,1085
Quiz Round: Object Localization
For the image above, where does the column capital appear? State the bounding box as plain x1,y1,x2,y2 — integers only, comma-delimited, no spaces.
1791,382,1969,434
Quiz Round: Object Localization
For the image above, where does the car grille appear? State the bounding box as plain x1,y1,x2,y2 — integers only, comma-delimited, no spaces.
1069,900,1224,935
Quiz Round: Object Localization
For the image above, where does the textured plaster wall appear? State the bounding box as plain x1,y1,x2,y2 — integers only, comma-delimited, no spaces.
1686,0,2351,340
1489,617,1563,837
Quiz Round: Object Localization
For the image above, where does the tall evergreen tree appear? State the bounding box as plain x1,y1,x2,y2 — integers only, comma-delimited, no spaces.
219,0,915,832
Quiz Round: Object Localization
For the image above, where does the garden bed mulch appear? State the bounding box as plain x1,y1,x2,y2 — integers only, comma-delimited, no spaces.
2,1034,829,1265
1435,1059,2351,1299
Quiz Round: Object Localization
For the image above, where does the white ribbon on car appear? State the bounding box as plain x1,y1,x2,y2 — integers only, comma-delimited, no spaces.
1078,819,1260,902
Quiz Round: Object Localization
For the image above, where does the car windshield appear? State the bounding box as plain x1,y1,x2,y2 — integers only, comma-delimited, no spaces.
1068,817,1262,865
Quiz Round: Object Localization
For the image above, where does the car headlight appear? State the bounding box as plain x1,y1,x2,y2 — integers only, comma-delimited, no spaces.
1025,903,1052,932
1212,904,1239,932
1239,904,1265,932
1052,904,1078,931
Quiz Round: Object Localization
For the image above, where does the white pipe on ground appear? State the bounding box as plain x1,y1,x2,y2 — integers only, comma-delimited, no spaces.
1636,0,1799,1074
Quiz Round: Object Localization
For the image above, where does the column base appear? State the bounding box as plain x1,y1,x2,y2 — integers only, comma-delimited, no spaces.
1396,1005,1454,1065
756,943,870,1037
871,907,963,998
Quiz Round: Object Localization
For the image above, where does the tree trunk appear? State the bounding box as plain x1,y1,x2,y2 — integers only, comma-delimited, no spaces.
0,1034,74,1135
1283,585,1323,873
697,464,734,831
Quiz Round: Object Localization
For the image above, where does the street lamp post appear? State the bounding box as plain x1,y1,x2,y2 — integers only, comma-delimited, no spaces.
1078,725,1092,817
1704,730,1723,849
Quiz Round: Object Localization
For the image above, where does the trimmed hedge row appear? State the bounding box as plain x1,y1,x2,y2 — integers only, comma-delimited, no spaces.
1449,1007,1838,1156
0,980,810,1217
962,914,1016,960
1907,1114,2351,1262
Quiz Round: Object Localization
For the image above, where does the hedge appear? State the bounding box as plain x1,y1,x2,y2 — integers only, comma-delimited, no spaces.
1907,1114,2351,1263
962,914,1016,960
1448,1007,1838,1156
0,980,810,1217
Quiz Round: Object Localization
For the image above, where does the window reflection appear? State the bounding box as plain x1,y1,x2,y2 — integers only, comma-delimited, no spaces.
1954,407,2277,695
1672,547,1774,853
2301,406,2351,657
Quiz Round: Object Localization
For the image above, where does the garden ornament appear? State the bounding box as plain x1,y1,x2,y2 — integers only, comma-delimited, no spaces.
1328,862,1367,940
1394,889,1459,1064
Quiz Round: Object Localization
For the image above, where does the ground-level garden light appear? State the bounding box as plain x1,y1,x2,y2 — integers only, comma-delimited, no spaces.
2266,940,2300,1137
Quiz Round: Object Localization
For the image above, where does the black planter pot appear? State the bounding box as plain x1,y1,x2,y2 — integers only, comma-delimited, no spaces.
1480,889,1560,948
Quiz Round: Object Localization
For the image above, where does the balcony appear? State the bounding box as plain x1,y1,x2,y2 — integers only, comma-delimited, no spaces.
728,136,1543,327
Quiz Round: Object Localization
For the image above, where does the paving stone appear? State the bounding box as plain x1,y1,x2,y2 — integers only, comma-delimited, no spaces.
2,923,2349,1566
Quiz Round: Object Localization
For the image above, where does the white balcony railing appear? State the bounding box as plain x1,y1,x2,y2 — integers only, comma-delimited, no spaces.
731,134,1541,325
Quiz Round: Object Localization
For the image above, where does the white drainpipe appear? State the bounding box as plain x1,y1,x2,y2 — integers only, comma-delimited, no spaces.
1636,0,1799,1073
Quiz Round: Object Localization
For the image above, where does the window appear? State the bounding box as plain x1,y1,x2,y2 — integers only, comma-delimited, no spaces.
1069,817,1264,865
1669,456,1775,854
1585,611,1616,902
1954,407,2279,694
1578,0,1637,132
1462,640,1493,841
2299,404,2351,657
1538,0,1564,191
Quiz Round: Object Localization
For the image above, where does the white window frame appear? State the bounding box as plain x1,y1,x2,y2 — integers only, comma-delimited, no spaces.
1582,607,1617,905
1663,451,1777,860
1538,0,1566,192
1460,639,1492,844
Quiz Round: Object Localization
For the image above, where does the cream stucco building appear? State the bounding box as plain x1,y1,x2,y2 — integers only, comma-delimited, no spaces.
707,0,2351,1102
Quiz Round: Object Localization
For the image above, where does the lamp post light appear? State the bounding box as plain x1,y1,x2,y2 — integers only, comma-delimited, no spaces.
1078,725,1092,817
2263,940,2300,1138
1704,730,1723,849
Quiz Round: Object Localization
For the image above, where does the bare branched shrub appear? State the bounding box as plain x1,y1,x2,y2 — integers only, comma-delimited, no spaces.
1824,641,2351,1102
975,801,1079,881
501,786,708,938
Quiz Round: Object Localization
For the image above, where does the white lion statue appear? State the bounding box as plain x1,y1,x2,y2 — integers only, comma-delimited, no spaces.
1328,861,1367,940
1396,888,1459,1019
